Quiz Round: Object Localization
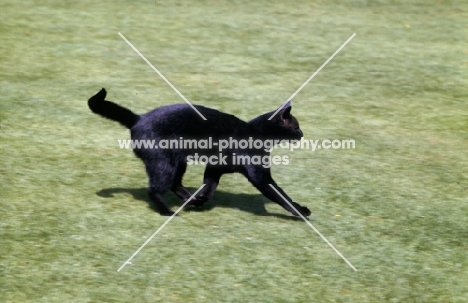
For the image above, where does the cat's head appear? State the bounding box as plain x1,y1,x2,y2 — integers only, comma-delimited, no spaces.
270,101,303,140
250,101,304,140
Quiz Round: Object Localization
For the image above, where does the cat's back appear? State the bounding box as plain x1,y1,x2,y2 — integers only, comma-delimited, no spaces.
133,103,247,138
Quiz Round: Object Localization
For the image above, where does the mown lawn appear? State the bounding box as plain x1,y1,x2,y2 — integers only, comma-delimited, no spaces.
1,0,467,302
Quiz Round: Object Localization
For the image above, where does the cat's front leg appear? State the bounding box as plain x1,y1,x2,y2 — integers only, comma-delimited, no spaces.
187,166,223,207
265,184,311,217
244,166,311,217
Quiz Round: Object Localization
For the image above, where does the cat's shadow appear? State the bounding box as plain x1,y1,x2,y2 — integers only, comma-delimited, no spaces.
96,187,300,221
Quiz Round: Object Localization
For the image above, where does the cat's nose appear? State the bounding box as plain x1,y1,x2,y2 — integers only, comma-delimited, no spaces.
296,129,303,137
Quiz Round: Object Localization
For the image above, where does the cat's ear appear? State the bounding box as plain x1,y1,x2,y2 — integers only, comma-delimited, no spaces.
278,101,292,120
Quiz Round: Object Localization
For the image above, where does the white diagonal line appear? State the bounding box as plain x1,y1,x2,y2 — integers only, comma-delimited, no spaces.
268,184,357,271
268,33,356,120
118,32,207,120
117,184,206,272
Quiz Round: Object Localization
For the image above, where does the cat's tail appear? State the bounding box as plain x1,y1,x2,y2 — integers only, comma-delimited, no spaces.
88,88,139,129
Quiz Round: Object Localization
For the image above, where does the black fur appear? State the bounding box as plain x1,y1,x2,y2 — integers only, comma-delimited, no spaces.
88,88,311,217
88,88,139,129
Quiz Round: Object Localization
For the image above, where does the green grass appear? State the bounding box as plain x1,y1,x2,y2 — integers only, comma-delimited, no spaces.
1,0,467,302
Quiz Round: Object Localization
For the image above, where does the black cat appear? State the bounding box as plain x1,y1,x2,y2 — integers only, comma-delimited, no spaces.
88,88,311,217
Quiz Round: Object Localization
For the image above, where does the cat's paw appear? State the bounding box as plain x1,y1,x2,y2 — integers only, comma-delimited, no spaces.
291,202,311,217
186,195,208,207
159,210,176,216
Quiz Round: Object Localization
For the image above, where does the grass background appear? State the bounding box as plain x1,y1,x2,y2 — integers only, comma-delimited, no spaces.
1,0,467,302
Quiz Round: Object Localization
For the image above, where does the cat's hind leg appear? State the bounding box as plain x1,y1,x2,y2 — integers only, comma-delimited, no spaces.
170,162,194,202
145,159,177,216
147,188,175,216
